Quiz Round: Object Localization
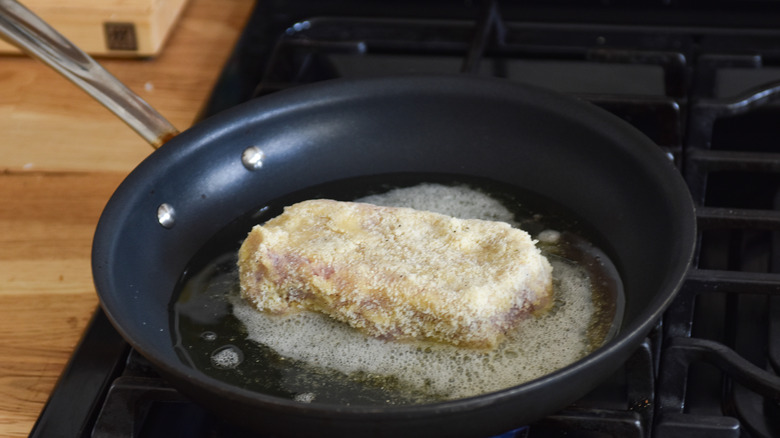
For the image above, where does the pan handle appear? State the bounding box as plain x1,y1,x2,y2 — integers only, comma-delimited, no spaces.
0,0,179,148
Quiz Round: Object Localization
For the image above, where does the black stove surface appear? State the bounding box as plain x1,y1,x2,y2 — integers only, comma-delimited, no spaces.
31,1,780,437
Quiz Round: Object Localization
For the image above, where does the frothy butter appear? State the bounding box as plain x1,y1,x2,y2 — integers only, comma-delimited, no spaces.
230,184,598,401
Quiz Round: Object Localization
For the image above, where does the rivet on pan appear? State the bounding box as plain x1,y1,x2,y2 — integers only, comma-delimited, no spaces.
242,146,265,170
157,203,176,229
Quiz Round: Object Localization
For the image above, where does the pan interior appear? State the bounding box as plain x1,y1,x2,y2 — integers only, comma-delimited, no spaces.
170,172,624,406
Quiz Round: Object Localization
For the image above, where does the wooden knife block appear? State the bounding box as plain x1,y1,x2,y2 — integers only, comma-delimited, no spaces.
0,0,190,57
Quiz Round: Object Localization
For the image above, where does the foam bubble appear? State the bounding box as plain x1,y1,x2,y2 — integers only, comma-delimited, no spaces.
538,229,561,244
294,392,316,403
210,345,244,369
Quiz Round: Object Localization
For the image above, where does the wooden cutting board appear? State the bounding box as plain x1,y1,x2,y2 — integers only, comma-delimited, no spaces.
0,0,190,56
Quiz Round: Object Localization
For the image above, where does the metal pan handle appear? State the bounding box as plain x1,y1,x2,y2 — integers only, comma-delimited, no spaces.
0,0,179,148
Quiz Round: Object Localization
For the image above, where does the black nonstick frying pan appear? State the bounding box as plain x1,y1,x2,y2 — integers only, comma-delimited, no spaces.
0,2,696,437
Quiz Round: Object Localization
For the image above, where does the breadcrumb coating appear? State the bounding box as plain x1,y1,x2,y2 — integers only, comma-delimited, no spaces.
237,199,553,349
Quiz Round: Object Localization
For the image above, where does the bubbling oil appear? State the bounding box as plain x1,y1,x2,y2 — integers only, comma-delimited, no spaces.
172,176,623,405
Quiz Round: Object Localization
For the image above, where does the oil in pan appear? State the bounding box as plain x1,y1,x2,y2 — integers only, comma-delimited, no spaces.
170,173,624,405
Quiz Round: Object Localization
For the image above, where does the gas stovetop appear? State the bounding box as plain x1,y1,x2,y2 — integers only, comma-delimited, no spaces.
31,1,780,437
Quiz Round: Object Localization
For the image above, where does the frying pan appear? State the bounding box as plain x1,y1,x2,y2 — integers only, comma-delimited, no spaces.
0,2,696,437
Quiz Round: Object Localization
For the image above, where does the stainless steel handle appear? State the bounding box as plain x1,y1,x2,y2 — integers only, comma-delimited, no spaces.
0,0,179,148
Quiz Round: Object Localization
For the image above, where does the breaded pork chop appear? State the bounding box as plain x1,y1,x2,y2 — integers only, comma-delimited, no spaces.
237,199,553,349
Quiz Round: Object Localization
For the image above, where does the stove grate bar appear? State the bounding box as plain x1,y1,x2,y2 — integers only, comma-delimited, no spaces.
654,412,740,438
529,408,644,438
656,337,780,427
685,269,780,294
696,206,780,230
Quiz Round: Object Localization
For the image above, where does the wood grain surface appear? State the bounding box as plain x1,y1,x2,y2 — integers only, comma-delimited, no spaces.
0,0,253,435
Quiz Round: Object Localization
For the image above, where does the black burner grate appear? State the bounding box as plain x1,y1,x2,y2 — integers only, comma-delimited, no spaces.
657,52,780,437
